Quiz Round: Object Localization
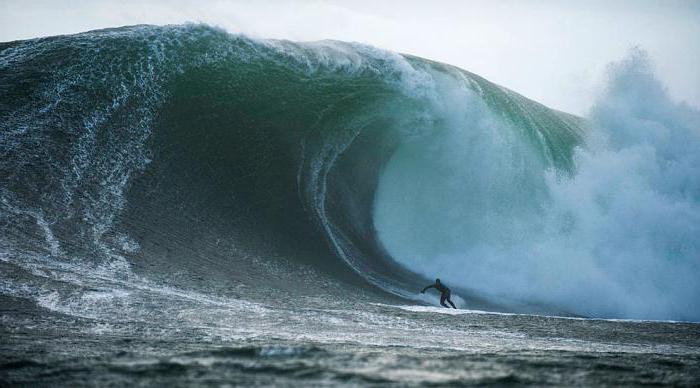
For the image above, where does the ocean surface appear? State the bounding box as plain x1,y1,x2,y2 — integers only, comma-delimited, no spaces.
1,24,699,386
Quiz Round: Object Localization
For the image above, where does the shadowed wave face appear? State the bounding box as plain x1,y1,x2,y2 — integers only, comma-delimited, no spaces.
1,25,698,321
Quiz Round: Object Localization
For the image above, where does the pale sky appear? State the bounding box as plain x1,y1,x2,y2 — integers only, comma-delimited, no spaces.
1,0,699,115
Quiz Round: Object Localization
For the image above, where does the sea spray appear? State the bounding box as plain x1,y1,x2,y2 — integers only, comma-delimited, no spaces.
374,49,700,320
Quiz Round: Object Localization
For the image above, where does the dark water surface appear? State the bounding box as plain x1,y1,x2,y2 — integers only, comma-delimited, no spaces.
3,295,699,386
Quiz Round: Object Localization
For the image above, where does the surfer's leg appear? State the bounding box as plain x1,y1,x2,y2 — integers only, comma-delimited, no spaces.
444,291,456,309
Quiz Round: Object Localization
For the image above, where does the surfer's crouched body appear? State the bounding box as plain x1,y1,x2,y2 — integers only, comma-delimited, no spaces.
421,278,457,309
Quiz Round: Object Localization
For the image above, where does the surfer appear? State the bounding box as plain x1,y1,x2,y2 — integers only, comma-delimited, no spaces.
421,278,457,309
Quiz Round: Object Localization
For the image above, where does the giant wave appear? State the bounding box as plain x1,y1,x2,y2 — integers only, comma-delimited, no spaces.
1,25,698,321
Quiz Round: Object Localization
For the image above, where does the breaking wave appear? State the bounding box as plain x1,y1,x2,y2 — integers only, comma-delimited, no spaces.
1,25,697,320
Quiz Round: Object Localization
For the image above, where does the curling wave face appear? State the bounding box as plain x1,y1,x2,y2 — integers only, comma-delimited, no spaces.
1,25,697,321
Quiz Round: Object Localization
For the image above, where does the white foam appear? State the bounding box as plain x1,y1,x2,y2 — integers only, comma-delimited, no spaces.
376,303,695,324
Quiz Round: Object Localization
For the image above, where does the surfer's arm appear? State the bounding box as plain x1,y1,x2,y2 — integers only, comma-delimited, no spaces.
421,285,434,293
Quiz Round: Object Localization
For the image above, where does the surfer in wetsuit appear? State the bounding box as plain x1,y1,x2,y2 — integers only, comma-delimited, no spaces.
421,278,457,309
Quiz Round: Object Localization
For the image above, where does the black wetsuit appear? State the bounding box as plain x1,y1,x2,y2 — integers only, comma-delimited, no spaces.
421,281,457,309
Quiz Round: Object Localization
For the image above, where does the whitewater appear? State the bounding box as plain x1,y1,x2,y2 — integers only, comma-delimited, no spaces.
1,25,699,386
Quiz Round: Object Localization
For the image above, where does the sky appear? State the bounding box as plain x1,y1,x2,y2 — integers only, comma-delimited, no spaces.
1,0,699,115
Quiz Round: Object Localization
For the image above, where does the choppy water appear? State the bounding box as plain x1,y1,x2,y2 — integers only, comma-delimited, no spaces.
3,293,699,386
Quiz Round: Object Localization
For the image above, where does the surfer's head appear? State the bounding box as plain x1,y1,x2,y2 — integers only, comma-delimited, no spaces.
435,278,441,284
